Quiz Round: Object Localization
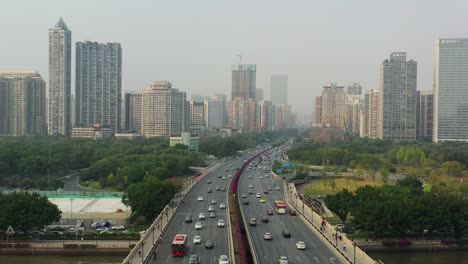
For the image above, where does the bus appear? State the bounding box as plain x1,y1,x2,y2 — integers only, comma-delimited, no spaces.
171,234,187,256
274,200,287,214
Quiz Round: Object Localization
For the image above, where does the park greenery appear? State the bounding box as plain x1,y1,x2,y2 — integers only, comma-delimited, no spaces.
0,192,61,234
325,177,468,238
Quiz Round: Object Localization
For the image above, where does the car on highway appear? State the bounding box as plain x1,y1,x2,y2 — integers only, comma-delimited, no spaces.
259,199,266,203
111,225,125,230
188,254,200,264
211,198,217,204
241,193,247,198
207,188,213,193
282,230,291,237
222,176,226,180
259,176,263,179
275,186,280,190
267,186,272,191
228,174,232,178
248,175,252,179
263,232,272,240
296,241,306,250
256,193,261,198
199,213,206,220
248,189,253,194
208,205,214,212
243,199,249,205
216,186,221,191
289,210,297,216
205,239,214,249
207,180,211,184
185,216,192,223
219,255,229,264
193,235,202,244
249,217,257,226
221,187,226,192
248,185,253,188
261,216,268,223
217,219,225,227
263,190,269,194
225,169,229,172
267,209,274,215
195,222,203,230
197,196,204,201
209,212,216,218
278,256,289,264
219,203,226,209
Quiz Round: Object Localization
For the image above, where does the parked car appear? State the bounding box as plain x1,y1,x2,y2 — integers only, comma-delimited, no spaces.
111,225,125,230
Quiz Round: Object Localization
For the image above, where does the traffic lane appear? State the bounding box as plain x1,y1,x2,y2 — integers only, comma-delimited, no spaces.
154,162,234,263
241,169,342,264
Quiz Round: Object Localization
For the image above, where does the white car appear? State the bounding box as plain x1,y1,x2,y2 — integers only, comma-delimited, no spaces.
111,225,125,230
219,203,226,209
197,196,204,201
228,174,232,178
263,232,272,240
208,205,214,212
193,235,202,244
248,175,252,178
199,213,206,220
256,193,261,198
217,219,225,227
219,255,229,264
259,176,263,179
296,241,306,250
279,256,289,264
275,186,280,190
248,185,253,188
222,176,226,180
195,222,202,230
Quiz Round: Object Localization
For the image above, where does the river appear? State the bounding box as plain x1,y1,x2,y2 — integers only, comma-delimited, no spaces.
370,251,468,264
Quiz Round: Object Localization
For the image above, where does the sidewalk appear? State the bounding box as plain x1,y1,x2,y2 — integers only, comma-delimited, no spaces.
286,182,379,264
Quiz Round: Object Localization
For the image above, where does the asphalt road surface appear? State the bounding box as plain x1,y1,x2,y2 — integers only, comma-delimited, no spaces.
153,151,258,264
238,151,344,264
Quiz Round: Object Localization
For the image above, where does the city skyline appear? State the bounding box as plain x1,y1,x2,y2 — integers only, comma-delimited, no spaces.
2,1,468,116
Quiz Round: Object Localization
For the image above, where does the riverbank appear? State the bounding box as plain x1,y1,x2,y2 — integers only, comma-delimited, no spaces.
0,241,137,256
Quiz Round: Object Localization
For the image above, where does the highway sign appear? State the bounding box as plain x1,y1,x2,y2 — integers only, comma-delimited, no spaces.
276,169,283,174
282,163,295,169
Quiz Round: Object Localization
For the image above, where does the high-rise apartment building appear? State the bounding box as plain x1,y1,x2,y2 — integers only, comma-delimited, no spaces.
347,82,362,95
257,100,273,131
204,95,226,129
0,72,46,136
360,93,370,138
381,52,417,141
345,96,362,134
434,39,468,142
273,104,292,130
124,92,143,133
314,96,322,124
48,18,72,136
141,81,187,137
227,98,255,132
189,101,206,135
320,83,346,128
416,91,433,140
255,88,264,103
75,41,122,134
367,89,383,139
231,64,256,100
270,75,288,105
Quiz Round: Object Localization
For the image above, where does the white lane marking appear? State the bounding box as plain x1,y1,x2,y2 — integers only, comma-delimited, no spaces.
322,256,330,263
314,256,320,263
330,257,336,263
166,255,171,262
309,240,317,248
296,255,303,263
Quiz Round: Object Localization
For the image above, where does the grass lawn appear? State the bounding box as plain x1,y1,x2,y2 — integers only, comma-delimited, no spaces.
304,178,385,196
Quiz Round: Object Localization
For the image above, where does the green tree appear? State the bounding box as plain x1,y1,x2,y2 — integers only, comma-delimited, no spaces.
0,192,61,233
379,168,389,184
324,189,354,224
122,179,176,222
441,161,465,177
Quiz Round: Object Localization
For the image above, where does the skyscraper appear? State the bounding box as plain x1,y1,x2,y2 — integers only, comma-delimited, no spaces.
75,41,122,134
380,52,417,141
314,96,322,124
434,39,468,142
365,89,383,139
270,75,288,105
48,18,72,136
204,95,226,130
257,100,273,131
227,98,256,132
416,91,433,140
255,88,264,103
124,92,143,133
0,72,46,136
320,83,346,128
141,81,187,137
347,82,362,96
231,64,256,100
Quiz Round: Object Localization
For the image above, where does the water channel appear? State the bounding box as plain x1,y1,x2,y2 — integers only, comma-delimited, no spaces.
1,251,468,264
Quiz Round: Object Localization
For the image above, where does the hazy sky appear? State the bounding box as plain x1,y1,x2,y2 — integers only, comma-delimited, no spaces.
1,0,468,120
